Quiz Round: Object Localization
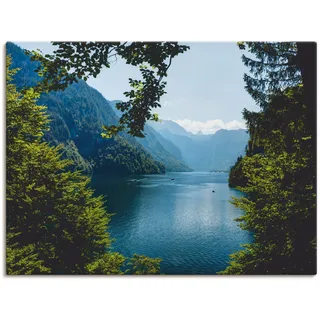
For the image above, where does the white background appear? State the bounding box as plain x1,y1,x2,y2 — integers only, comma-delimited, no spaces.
1,1,319,319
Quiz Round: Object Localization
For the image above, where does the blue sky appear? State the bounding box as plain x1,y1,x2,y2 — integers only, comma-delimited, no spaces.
16,42,258,134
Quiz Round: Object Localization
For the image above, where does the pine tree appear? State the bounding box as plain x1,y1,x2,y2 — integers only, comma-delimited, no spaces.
223,43,316,274
6,56,161,275
239,41,316,148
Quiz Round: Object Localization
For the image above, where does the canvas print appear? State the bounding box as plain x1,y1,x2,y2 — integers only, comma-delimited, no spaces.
6,42,316,275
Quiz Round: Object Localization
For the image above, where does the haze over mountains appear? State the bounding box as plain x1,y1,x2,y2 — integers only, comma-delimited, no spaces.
148,120,249,171
8,42,248,174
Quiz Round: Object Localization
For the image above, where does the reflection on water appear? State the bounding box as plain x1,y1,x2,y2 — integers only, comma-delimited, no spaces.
91,172,253,274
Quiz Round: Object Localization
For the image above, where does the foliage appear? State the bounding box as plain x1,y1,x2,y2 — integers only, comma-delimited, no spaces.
86,253,162,275
136,124,192,172
7,43,167,176
59,140,92,173
6,57,161,275
85,252,126,275
91,135,165,175
238,41,316,142
223,42,316,274
228,156,247,188
238,42,301,109
127,254,162,275
27,42,189,137
6,233,50,275
107,100,192,172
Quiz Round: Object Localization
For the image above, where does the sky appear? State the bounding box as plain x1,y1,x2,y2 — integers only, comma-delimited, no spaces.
15,42,259,134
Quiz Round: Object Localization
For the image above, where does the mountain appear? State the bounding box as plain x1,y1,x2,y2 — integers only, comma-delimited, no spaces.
150,120,249,171
7,43,166,175
7,43,246,173
107,100,123,118
136,125,192,172
149,119,191,137
210,129,249,170
108,101,192,172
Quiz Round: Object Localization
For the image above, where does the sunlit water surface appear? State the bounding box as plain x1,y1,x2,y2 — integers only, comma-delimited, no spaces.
92,172,252,274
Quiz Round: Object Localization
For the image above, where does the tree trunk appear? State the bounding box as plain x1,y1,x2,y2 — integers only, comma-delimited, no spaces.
296,42,317,137
296,42,317,274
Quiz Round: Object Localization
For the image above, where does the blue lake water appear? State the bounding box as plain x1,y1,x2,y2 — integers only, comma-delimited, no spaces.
92,171,253,274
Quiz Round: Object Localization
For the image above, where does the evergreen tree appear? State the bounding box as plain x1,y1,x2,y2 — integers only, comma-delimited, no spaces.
7,42,169,176
223,43,316,274
6,56,161,275
239,41,316,146
228,156,247,188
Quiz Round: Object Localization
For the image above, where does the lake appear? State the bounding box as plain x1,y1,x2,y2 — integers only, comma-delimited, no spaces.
91,171,253,274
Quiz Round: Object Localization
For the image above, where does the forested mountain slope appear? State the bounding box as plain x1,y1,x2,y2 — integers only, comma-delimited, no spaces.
108,101,192,171
7,42,184,175
136,125,192,172
8,42,246,174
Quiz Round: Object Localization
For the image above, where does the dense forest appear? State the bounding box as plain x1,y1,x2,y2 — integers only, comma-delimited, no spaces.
223,42,316,274
6,56,164,274
6,41,316,275
108,100,192,171
6,41,190,274
7,42,190,175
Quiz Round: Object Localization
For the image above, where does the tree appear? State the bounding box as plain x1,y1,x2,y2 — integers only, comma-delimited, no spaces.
239,41,316,192
6,56,161,275
228,156,247,188
238,41,316,150
127,254,162,275
238,42,301,108
222,43,316,274
27,42,189,138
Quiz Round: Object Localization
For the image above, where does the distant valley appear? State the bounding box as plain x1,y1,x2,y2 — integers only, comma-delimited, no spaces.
148,120,248,171
8,42,248,175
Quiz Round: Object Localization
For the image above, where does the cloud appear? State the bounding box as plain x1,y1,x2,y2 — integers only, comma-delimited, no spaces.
174,119,246,134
